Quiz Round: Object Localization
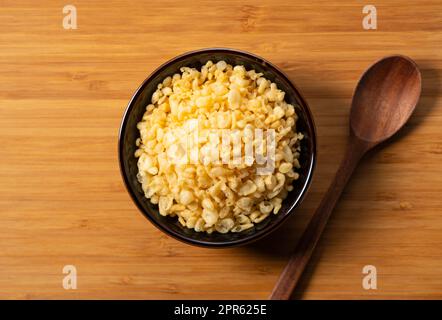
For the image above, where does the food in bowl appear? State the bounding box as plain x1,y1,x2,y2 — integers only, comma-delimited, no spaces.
134,60,303,234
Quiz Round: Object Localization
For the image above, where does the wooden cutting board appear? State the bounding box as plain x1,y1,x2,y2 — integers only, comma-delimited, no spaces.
0,0,441,299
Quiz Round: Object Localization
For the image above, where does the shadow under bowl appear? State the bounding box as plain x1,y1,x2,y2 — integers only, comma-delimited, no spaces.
119,48,316,248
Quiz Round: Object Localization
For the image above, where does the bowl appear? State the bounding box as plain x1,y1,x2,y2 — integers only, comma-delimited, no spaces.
118,48,316,248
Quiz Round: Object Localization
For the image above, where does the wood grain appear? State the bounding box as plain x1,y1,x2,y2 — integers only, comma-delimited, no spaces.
0,0,441,299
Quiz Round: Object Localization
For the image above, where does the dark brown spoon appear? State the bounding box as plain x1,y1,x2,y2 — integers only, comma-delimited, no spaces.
270,55,422,300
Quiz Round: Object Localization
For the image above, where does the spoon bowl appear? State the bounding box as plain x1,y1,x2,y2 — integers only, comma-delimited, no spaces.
351,55,422,144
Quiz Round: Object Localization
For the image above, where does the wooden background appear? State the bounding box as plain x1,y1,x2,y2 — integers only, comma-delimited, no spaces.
0,0,441,299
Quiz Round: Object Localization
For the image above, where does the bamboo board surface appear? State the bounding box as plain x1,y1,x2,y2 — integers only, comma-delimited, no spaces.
0,0,441,299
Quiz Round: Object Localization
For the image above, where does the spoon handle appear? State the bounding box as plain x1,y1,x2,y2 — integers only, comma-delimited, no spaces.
269,134,369,300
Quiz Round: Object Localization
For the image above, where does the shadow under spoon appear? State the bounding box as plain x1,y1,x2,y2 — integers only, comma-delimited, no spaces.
270,55,422,300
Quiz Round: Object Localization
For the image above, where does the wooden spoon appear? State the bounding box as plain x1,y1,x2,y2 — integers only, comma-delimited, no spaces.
270,55,422,300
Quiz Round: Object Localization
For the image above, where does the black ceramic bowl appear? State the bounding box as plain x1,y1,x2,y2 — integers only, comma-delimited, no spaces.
119,48,316,248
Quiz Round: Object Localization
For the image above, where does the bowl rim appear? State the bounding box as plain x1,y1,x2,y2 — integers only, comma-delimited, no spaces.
118,47,317,248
